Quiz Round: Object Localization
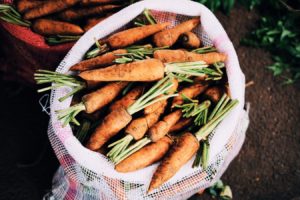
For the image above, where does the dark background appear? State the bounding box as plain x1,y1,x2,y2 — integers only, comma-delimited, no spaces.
0,5,300,200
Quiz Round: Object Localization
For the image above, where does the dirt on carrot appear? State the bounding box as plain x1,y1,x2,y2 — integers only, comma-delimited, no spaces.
153,18,200,47
70,49,127,71
154,50,227,64
148,132,199,192
115,136,172,172
32,19,84,36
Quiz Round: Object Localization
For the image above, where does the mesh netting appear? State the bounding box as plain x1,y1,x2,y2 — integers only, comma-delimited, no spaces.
46,0,248,199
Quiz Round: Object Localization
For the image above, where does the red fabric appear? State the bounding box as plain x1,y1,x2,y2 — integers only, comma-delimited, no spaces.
0,0,75,84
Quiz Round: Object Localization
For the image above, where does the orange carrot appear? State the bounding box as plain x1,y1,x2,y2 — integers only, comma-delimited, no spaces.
148,109,182,142
32,19,84,36
24,0,80,20
179,31,201,49
169,118,193,133
81,0,121,6
106,22,170,49
204,86,223,103
171,82,208,108
56,81,128,126
115,136,172,172
78,59,165,82
70,49,127,71
148,132,199,192
16,0,43,13
154,50,227,64
59,4,121,21
109,85,144,111
86,107,132,151
153,18,200,47
144,78,178,115
84,14,113,31
125,101,167,140
83,81,128,113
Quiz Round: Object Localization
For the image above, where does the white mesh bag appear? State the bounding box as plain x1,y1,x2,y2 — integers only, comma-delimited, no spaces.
46,0,249,199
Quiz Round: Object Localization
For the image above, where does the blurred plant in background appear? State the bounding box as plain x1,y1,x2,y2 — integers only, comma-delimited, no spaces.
192,0,300,84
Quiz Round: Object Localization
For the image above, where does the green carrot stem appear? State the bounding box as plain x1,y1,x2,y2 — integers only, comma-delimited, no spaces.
35,70,86,101
192,146,202,168
75,119,91,143
195,100,238,141
55,102,86,127
127,76,176,115
201,141,209,169
85,43,109,59
107,135,133,160
143,9,156,25
208,94,227,120
113,137,151,164
192,46,217,54
165,61,223,80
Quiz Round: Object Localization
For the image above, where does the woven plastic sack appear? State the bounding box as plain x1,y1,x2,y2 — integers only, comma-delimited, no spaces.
0,0,74,83
46,0,249,199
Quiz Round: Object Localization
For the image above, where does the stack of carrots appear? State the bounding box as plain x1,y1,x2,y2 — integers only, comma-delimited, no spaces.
0,0,125,44
35,11,238,193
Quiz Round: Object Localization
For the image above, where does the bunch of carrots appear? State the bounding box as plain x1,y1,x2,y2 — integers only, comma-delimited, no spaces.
35,11,238,193
0,0,126,45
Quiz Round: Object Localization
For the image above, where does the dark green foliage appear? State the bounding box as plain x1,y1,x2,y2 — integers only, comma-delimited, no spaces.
193,0,235,14
241,0,300,83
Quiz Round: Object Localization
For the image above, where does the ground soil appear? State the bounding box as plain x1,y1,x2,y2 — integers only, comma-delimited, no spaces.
0,5,300,200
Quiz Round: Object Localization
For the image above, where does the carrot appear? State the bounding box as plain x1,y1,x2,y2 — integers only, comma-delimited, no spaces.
126,101,167,140
83,82,128,113
148,132,199,192
106,22,170,49
59,4,121,21
78,59,165,82
115,136,172,172
148,109,182,142
171,82,208,108
23,0,80,20
178,31,201,49
109,85,144,111
169,118,192,133
81,0,121,5
32,19,84,36
16,0,43,13
56,81,128,126
144,78,178,115
153,18,200,47
86,107,132,151
84,14,113,31
70,49,127,71
86,76,177,151
204,86,223,103
154,50,227,64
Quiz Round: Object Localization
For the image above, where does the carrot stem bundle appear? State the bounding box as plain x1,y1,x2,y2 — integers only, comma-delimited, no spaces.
0,4,31,27
34,69,86,102
114,45,169,64
86,76,178,151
